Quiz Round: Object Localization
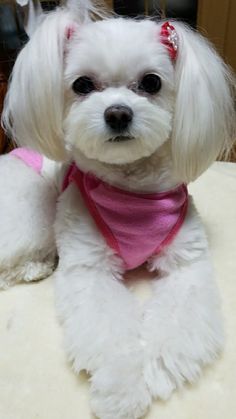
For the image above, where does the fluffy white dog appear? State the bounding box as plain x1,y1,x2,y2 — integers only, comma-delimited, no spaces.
0,1,235,418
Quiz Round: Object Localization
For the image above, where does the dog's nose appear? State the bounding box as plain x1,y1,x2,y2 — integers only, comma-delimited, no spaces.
104,105,133,132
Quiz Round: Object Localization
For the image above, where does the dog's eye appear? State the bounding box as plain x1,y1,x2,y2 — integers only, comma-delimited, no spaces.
138,74,161,94
72,76,96,95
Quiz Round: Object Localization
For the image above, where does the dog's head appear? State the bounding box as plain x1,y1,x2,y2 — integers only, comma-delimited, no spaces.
2,5,236,182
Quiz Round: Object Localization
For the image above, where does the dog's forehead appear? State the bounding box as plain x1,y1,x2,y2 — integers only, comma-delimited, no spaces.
66,19,169,83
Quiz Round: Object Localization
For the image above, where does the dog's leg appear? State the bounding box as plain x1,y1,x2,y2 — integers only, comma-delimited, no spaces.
142,200,224,400
0,155,58,289
55,184,151,419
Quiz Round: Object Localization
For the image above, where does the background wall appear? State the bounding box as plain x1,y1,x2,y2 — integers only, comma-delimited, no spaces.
197,0,236,73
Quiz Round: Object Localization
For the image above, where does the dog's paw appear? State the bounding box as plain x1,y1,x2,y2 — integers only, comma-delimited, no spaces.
90,353,151,419
143,358,177,401
0,260,55,290
143,351,209,401
143,328,224,401
143,354,204,401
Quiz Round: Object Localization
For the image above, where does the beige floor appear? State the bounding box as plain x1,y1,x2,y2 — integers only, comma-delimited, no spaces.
0,162,236,419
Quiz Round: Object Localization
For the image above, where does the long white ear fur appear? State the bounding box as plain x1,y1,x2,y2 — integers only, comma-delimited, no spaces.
2,10,75,160
171,22,236,182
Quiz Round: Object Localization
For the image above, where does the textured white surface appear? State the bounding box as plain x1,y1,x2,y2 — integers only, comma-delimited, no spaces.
0,162,236,419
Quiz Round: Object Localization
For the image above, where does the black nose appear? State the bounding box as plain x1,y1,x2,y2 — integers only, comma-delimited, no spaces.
104,105,133,132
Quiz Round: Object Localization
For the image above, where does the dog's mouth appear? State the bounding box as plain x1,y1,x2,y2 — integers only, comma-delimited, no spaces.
108,135,135,143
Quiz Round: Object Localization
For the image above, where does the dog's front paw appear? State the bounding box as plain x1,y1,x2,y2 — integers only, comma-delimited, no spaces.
143,324,224,401
0,259,55,290
143,358,177,401
90,353,151,419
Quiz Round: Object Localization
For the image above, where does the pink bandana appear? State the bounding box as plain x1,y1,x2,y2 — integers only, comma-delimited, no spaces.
63,164,188,270
10,149,188,271
11,148,43,174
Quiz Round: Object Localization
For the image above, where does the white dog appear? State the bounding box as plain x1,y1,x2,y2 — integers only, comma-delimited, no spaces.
0,1,235,418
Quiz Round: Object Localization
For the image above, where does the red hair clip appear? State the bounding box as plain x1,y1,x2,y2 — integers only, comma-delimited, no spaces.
160,21,178,60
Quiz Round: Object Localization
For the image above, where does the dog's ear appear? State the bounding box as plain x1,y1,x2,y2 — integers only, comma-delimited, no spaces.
169,22,236,182
2,11,78,161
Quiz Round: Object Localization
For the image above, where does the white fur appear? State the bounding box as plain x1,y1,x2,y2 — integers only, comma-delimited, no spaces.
0,155,58,289
0,2,235,418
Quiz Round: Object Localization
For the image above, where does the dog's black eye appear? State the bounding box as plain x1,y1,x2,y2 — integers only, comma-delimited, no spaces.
138,73,161,94
72,76,96,95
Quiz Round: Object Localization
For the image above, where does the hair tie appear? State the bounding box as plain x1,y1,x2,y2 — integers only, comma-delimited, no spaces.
160,21,178,60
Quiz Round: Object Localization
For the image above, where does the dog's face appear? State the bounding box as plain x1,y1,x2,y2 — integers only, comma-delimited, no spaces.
64,19,174,165
3,11,235,182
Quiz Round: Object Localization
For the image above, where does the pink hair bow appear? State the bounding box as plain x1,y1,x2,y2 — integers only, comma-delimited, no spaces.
160,21,178,60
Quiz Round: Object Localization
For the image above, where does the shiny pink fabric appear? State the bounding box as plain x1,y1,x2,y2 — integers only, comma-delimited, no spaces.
10,148,188,270
63,164,188,270
11,148,43,174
